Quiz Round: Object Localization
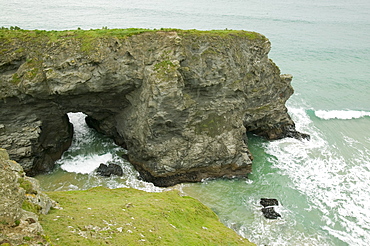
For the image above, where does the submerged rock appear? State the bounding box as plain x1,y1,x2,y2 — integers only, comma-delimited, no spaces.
0,28,309,186
96,163,124,177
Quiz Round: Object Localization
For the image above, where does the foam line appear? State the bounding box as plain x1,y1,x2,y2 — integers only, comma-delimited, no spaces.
315,110,370,120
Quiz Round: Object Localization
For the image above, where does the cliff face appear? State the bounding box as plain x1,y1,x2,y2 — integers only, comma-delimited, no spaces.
0,148,54,245
0,29,307,186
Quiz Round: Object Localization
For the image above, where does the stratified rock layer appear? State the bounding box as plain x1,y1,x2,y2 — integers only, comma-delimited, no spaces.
0,29,304,186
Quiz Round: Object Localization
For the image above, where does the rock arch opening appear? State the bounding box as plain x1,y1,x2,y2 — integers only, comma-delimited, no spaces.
58,112,118,174
34,111,162,191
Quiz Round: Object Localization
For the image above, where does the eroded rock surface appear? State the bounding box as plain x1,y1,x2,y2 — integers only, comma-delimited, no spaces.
0,29,307,186
0,148,54,245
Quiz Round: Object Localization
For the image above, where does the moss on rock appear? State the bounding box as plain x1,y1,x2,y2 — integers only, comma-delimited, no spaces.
18,178,37,195
194,113,229,137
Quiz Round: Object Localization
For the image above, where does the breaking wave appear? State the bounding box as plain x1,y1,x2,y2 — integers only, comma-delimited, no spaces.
314,110,370,120
262,106,370,245
39,112,163,193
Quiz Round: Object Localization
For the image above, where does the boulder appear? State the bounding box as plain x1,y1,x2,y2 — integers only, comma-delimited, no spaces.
96,163,124,177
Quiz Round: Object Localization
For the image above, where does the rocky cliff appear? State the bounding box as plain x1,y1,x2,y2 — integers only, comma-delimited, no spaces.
0,28,308,186
0,148,54,245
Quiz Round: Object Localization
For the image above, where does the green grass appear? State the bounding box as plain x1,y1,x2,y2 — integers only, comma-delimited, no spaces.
176,29,266,40
0,27,155,39
22,200,42,214
10,73,21,84
18,177,37,194
0,27,266,46
40,187,254,246
0,27,157,55
154,60,176,71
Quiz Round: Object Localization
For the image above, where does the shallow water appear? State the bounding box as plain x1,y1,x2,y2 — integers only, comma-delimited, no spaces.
183,106,370,246
3,0,370,245
36,113,163,193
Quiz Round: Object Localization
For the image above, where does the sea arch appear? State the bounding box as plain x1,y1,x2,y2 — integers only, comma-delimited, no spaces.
0,29,306,186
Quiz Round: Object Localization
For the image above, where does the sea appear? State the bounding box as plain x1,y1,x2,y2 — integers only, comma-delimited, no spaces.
1,0,369,245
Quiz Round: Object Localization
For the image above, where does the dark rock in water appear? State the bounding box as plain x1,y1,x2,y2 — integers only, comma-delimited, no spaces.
260,198,281,219
121,153,130,161
260,198,279,207
261,207,281,219
283,127,311,141
96,163,123,177
248,124,310,141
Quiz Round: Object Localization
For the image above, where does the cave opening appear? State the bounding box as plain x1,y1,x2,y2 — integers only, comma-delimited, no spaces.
34,112,162,192
60,112,117,174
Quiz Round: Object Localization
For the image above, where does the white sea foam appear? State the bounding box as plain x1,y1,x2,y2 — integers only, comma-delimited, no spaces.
315,110,370,120
238,196,326,246
59,153,113,174
55,112,164,193
263,106,370,246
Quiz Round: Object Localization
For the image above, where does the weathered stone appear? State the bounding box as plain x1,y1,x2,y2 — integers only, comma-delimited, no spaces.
0,149,54,245
0,149,25,225
96,163,124,177
23,177,54,214
0,29,308,186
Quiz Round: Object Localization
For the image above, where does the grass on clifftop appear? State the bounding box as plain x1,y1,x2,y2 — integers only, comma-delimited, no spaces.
0,27,265,44
41,187,254,246
0,27,266,57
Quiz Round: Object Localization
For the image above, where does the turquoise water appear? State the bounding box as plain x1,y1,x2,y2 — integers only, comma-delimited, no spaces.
2,0,370,245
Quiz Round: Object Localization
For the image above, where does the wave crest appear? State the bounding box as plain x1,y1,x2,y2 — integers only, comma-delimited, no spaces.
314,110,370,120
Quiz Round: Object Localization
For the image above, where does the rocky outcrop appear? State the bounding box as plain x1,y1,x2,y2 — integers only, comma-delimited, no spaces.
0,148,54,245
260,198,281,219
96,163,124,177
0,28,307,186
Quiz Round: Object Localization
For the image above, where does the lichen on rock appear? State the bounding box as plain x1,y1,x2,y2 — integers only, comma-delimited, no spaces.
0,28,308,186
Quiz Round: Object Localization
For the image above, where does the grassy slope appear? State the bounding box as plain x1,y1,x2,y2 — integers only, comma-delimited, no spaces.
41,187,254,246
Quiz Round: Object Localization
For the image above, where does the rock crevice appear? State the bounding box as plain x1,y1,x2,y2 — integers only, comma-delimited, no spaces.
0,29,307,186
